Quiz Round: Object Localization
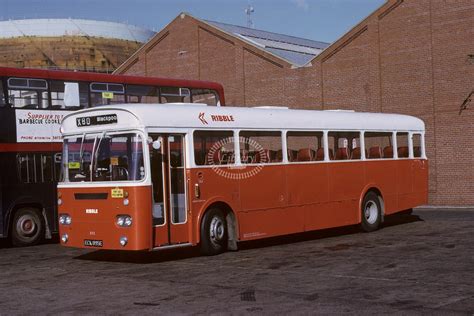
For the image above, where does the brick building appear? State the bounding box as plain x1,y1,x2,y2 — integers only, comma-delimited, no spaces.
115,0,474,206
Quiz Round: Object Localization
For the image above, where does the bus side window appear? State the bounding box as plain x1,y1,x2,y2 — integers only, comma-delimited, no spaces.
126,85,159,104
17,153,55,183
191,89,218,106
54,153,62,182
8,78,47,109
50,80,87,110
397,132,409,158
239,131,282,164
287,131,324,162
412,134,422,158
160,87,191,103
18,154,36,183
328,131,360,161
90,82,125,107
193,131,234,166
0,79,6,106
365,132,393,159
41,154,54,182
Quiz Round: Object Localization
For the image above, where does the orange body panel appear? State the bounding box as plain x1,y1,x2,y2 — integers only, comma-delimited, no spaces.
188,159,428,243
58,186,152,251
59,159,428,251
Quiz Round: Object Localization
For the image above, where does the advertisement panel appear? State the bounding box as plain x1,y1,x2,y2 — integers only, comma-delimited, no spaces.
15,109,71,143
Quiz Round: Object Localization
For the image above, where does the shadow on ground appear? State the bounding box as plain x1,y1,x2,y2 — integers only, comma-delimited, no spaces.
0,234,59,249
73,212,422,264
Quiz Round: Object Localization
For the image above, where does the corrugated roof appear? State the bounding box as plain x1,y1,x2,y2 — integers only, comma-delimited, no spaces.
206,20,329,66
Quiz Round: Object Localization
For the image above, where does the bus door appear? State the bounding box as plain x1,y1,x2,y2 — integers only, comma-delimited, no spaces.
149,134,188,247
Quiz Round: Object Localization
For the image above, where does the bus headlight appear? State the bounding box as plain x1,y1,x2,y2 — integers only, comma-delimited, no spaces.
59,214,72,225
116,215,132,227
61,234,68,243
119,236,128,247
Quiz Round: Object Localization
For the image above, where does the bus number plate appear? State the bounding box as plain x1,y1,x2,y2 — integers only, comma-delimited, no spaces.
76,114,118,127
84,239,103,247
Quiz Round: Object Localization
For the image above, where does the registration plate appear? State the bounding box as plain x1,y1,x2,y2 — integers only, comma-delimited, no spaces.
84,239,103,247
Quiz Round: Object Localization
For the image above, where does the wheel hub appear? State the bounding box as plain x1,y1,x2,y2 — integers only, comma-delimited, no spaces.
17,215,37,236
210,217,225,243
364,201,378,225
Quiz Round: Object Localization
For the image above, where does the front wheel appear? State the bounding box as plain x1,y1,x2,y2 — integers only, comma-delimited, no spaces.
360,192,382,232
200,208,227,256
11,208,45,247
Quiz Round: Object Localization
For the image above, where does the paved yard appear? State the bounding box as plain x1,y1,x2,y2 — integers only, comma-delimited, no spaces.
0,209,473,315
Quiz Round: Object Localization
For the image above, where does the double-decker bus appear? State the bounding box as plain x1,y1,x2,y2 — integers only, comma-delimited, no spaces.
0,67,225,246
57,104,428,255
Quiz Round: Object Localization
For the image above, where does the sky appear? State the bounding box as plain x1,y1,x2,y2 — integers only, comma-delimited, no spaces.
0,0,386,43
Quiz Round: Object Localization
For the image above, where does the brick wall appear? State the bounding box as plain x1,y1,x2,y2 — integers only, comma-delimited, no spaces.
117,0,474,206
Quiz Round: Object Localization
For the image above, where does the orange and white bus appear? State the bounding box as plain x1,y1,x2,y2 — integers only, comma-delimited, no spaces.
57,104,428,255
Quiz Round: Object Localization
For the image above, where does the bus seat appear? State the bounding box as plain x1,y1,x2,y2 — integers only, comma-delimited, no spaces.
336,148,349,160
351,147,362,159
413,146,421,157
211,150,222,165
328,149,334,160
287,149,298,162
194,153,205,165
316,148,325,161
264,149,276,163
398,146,409,158
383,146,393,158
275,149,283,162
240,149,250,163
369,146,382,159
297,148,315,161
255,150,273,163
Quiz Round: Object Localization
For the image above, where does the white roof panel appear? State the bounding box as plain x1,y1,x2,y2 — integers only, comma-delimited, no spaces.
61,103,425,135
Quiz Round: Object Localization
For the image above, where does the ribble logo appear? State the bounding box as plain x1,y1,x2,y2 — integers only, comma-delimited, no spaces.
211,115,234,122
198,112,208,125
198,112,236,125
85,209,98,214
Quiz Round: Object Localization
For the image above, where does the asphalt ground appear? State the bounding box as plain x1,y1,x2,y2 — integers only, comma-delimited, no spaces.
0,209,473,315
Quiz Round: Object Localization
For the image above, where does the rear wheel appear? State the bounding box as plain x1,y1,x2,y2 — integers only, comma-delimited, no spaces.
11,208,44,247
360,192,382,232
200,208,227,256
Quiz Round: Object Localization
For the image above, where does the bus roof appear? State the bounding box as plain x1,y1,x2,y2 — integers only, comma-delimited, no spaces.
0,67,224,92
60,103,425,135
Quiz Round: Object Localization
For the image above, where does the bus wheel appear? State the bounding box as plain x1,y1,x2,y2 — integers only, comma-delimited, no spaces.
11,208,45,247
200,208,227,256
360,192,382,232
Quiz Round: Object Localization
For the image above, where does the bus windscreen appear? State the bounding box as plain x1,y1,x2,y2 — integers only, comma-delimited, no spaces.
63,133,144,182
